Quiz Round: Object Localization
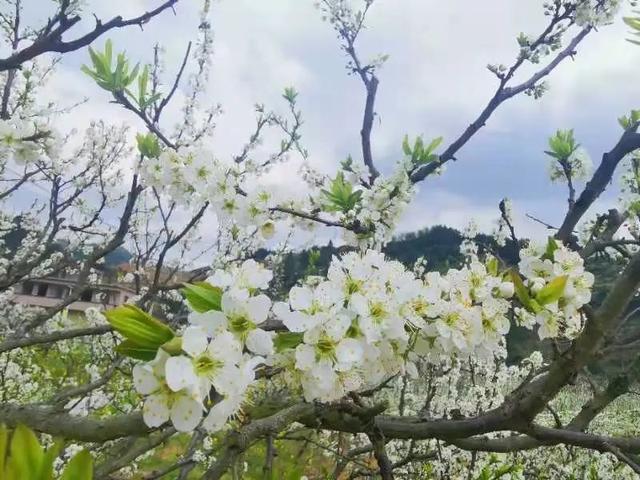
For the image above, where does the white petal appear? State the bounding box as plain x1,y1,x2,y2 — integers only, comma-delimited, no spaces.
247,294,271,324
165,356,198,392
242,355,265,377
202,398,237,433
209,331,242,365
170,395,203,432
208,270,232,288
133,364,159,395
349,293,369,315
405,361,418,379
295,344,316,371
151,348,170,377
359,317,382,343
335,338,363,368
282,311,317,333
246,328,274,356
272,301,291,320
289,286,313,310
182,326,208,357
189,310,227,337
221,290,248,313
325,313,351,341
316,282,343,308
212,364,241,395
142,393,170,428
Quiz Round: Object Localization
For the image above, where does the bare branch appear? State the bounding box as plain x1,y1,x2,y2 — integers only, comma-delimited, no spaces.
0,1,179,71
411,27,591,183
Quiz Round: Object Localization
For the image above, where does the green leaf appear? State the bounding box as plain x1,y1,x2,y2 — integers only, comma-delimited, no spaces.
321,171,361,213
509,270,540,314
283,86,298,103
104,305,174,348
104,39,113,70
546,129,578,161
618,109,640,130
126,62,140,87
60,450,93,480
8,424,44,479
274,332,304,352
535,275,568,306
136,133,161,159
486,257,499,277
0,425,7,476
115,339,159,361
114,52,126,90
340,154,354,171
426,136,443,154
181,282,223,313
138,64,149,107
37,439,64,480
412,136,424,163
542,236,559,260
402,134,412,156
161,336,183,356
88,47,107,77
80,65,101,82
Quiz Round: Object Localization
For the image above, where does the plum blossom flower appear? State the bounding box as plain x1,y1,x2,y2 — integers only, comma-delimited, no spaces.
202,356,264,432
192,290,274,356
133,350,203,432
164,327,243,396
208,259,273,294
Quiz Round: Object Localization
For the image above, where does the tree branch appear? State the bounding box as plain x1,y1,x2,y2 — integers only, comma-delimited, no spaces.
0,0,179,71
410,27,591,183
202,403,312,480
557,126,640,243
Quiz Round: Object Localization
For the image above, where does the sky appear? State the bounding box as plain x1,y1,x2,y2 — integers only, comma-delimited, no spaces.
35,0,640,247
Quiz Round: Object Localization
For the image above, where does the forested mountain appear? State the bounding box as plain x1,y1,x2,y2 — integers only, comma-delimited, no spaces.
268,225,519,294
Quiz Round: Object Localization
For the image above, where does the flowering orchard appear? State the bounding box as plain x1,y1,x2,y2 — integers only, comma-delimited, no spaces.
1,0,640,478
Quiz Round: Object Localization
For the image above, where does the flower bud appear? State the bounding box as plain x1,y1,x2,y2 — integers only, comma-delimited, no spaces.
499,281,514,299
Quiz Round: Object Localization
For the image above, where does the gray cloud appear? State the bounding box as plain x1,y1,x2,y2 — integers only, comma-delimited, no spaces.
45,0,640,241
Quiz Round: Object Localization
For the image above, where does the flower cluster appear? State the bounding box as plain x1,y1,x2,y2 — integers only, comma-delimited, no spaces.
273,250,516,401
574,0,622,26
515,240,594,339
315,158,417,247
132,259,274,432
618,154,640,219
413,258,515,360
140,148,281,240
0,118,58,167
348,162,416,246
128,241,594,433
274,250,416,401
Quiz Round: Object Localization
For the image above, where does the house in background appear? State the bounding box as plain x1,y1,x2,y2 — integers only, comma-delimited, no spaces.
14,271,137,312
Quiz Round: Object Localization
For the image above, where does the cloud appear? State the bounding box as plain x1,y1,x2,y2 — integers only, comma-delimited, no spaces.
42,0,640,243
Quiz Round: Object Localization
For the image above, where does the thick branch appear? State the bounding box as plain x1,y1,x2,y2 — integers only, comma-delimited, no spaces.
0,325,112,353
368,432,394,480
557,127,640,242
0,403,149,441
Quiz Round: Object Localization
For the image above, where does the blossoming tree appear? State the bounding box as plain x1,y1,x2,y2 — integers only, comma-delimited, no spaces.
2,0,640,478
